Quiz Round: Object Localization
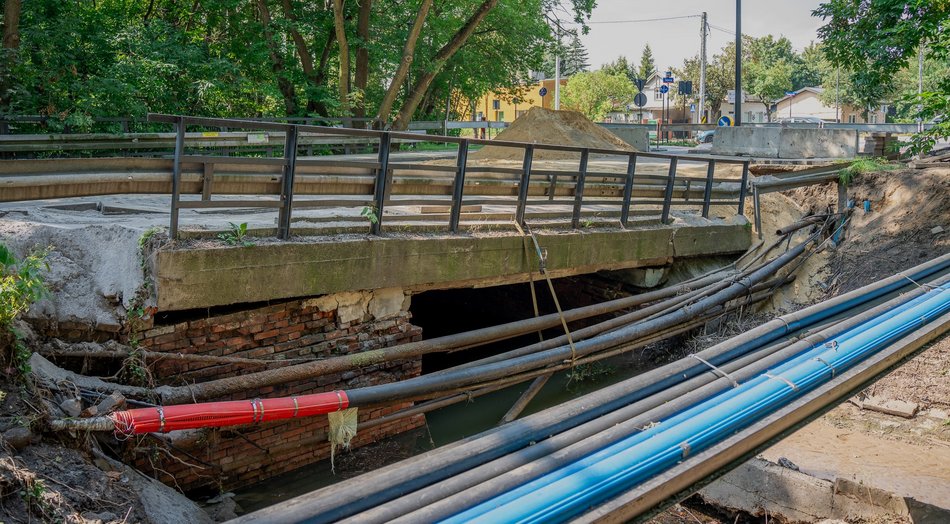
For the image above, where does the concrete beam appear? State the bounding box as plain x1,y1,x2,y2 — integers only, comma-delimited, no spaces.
712,127,858,159
154,217,751,311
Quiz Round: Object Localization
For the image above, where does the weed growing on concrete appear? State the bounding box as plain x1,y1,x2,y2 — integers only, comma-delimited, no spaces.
218,222,253,246
360,206,379,226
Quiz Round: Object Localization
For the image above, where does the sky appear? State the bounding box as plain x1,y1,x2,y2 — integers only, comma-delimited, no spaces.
574,0,826,73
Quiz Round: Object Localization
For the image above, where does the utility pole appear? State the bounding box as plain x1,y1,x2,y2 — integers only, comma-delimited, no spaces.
699,12,707,125
554,29,562,110
918,41,924,132
835,67,840,123
734,0,742,126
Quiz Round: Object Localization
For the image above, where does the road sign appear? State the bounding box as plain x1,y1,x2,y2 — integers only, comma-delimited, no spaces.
539,87,548,97
690,104,696,113
718,115,734,127
659,85,669,94
634,92,648,107
784,91,796,96
634,78,646,91
662,76,675,84
678,81,693,95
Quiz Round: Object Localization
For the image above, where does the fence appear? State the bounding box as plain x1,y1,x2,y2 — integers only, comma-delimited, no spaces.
143,114,749,239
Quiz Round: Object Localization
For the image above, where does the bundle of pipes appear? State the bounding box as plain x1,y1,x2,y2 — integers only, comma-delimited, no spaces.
234,252,950,523
54,218,825,436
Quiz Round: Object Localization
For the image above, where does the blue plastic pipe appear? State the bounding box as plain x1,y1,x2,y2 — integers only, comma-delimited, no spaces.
446,284,950,523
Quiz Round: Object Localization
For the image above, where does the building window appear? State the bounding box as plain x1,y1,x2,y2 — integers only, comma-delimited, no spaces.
495,111,505,121
492,100,501,110
848,114,857,124
869,114,878,124
654,89,663,100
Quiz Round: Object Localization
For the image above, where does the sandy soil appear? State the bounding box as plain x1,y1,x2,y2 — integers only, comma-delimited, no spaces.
471,107,634,161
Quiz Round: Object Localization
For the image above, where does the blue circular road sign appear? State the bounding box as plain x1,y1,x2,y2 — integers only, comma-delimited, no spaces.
539,87,548,97
633,92,648,107
659,85,669,94
718,115,734,127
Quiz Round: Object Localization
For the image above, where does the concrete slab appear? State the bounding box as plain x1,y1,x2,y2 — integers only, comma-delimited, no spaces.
713,127,859,159
154,216,751,311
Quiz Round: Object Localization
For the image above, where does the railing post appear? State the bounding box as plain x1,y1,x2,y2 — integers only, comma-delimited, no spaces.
571,149,590,228
371,132,392,235
661,157,678,225
738,160,750,216
620,153,637,227
277,125,299,240
449,139,470,233
702,160,716,218
169,117,185,239
753,185,763,240
516,145,534,225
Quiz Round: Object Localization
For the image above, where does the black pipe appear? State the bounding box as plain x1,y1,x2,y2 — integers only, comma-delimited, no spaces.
236,253,950,524
345,234,815,407
381,272,950,522
236,237,816,524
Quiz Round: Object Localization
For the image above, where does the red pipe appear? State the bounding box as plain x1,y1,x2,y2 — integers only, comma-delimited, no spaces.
110,390,349,434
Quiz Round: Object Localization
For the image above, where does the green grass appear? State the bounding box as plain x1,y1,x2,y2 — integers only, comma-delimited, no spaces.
839,158,899,185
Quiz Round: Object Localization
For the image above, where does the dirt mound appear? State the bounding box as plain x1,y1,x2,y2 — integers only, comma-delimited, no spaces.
790,167,950,295
471,107,635,161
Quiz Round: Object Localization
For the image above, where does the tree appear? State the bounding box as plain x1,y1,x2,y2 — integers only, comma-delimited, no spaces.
601,56,634,81
814,0,950,152
638,44,656,80
561,70,635,121
793,42,825,91
560,34,590,76
746,61,793,121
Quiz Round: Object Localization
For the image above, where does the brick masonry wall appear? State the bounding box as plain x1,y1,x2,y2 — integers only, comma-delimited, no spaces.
129,289,425,493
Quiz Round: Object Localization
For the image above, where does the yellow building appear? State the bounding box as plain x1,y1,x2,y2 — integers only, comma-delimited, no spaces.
464,79,567,123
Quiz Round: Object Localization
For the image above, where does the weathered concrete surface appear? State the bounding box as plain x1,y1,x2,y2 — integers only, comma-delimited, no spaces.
712,127,858,159
155,217,751,311
700,458,950,523
599,124,650,151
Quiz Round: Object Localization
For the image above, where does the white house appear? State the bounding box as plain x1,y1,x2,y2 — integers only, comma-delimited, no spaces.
718,90,769,123
774,87,887,123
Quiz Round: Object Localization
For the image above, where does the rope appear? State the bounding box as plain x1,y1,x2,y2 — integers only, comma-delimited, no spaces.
764,372,798,391
813,357,837,378
517,222,579,366
903,275,936,291
689,354,739,388
515,222,545,343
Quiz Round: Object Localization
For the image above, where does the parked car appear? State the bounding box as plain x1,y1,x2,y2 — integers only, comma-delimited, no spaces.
776,116,825,124
697,130,716,143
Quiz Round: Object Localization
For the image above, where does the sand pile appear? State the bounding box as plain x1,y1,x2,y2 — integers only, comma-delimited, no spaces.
471,107,635,161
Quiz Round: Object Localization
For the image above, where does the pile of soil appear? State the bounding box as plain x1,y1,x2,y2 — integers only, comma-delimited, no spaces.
790,166,950,295
741,166,950,310
470,107,635,162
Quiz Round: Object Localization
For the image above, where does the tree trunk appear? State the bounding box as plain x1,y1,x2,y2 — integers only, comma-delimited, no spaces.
391,0,498,130
376,0,432,128
332,0,350,116
279,0,317,82
2,0,22,50
353,0,372,124
256,0,299,115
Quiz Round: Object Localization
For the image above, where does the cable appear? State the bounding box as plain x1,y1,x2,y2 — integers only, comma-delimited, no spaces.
586,15,701,25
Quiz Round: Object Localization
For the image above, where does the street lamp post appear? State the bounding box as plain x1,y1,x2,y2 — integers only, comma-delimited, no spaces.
735,0,742,126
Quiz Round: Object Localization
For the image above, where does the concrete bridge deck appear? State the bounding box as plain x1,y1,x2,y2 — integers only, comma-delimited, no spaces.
155,214,751,311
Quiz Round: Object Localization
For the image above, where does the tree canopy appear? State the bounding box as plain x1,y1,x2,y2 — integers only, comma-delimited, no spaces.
0,0,595,130
561,70,635,121
814,0,950,151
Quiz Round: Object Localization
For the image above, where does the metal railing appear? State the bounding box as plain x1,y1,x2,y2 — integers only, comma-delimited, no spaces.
145,114,750,239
